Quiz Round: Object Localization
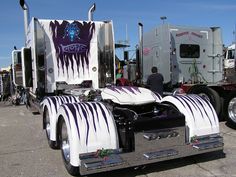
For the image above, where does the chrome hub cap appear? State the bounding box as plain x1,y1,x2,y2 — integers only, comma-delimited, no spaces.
45,110,50,138
61,121,70,162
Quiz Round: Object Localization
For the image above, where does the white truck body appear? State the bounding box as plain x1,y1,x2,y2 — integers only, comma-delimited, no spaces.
22,18,115,95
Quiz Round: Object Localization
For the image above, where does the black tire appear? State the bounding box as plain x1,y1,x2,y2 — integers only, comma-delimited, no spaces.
43,107,59,149
58,117,80,176
188,86,221,117
224,92,236,128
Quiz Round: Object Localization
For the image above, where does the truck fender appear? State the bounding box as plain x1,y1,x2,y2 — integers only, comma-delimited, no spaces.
101,86,162,105
161,94,219,142
151,91,162,102
56,102,119,167
41,96,79,142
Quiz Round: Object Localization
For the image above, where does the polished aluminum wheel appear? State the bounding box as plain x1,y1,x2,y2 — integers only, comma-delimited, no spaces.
228,97,236,123
61,120,70,162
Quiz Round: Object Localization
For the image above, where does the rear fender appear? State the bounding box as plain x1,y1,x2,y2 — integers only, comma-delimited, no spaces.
161,94,219,142
56,102,119,167
40,96,79,141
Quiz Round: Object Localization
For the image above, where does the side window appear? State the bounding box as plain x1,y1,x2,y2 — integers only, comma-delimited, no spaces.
228,50,235,60
180,44,200,58
12,51,23,86
22,48,33,87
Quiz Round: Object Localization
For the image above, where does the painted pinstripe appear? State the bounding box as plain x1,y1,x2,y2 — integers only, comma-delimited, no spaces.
151,92,162,102
60,104,71,129
179,95,218,126
74,102,99,142
107,86,142,95
42,96,79,115
50,97,57,113
84,103,97,132
68,96,72,102
199,95,218,123
71,96,77,102
130,86,141,93
183,95,204,118
108,87,120,93
59,102,113,145
40,95,80,143
47,97,53,113
96,102,110,133
66,103,80,139
74,103,83,121
56,96,62,109
65,96,70,103
61,96,66,103
122,87,135,94
181,95,208,124
174,95,196,122
187,95,214,126
193,95,218,122
79,103,90,145
91,102,100,124
116,87,128,94
56,101,119,167
161,94,219,142
186,95,213,126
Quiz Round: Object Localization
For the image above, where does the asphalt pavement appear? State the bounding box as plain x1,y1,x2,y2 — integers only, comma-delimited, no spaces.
0,103,236,177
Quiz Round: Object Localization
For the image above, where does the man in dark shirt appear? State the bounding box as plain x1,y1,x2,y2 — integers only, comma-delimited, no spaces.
146,67,164,96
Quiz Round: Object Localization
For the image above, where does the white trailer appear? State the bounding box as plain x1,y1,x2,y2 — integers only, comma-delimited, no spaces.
142,24,236,127
16,1,223,176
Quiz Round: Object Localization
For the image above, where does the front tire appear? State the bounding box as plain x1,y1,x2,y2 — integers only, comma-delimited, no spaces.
58,117,80,176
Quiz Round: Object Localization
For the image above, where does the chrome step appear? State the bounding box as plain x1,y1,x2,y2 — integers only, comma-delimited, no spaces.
192,141,224,150
84,154,124,170
143,149,178,160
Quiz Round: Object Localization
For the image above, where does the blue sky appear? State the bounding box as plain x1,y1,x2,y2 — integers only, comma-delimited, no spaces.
0,0,236,68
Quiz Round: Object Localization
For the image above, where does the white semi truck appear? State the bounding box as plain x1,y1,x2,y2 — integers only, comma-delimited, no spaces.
14,1,223,176
141,24,236,127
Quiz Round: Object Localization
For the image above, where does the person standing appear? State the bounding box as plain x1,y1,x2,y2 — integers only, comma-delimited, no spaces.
146,66,164,96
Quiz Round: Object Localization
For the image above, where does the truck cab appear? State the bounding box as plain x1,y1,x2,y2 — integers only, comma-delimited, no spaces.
224,43,236,82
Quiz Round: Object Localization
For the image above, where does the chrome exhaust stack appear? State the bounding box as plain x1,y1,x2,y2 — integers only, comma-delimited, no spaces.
19,0,30,43
138,22,143,84
88,3,96,21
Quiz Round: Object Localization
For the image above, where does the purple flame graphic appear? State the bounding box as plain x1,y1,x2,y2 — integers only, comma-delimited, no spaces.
108,86,141,95
50,20,95,76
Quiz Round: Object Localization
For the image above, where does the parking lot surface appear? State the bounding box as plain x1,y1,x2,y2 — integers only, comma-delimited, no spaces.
0,104,236,177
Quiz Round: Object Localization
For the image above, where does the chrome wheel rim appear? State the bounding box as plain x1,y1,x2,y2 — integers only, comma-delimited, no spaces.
228,97,236,123
61,121,70,162
45,109,50,138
